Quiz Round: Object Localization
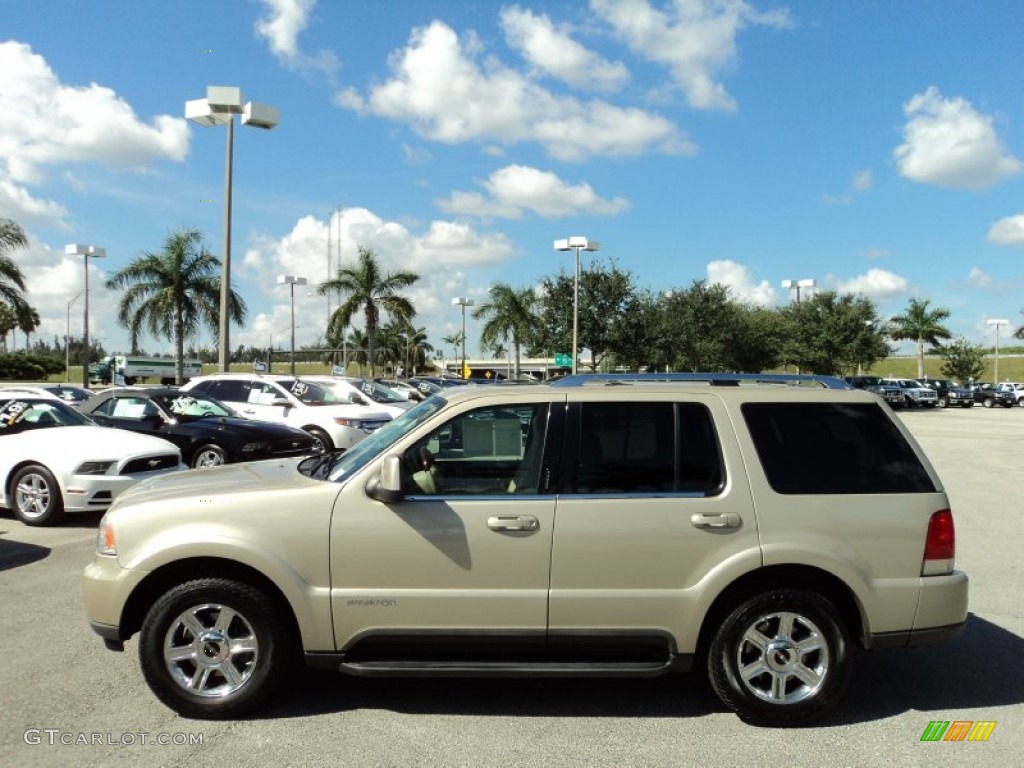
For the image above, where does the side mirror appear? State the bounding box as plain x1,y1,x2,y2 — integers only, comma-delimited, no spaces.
367,455,405,503
349,393,368,405
271,397,291,407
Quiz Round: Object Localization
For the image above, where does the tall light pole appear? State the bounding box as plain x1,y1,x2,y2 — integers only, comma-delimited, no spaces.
277,275,307,374
987,318,1009,383
186,86,279,373
781,277,816,303
65,244,106,387
554,236,600,375
65,289,83,382
451,297,474,378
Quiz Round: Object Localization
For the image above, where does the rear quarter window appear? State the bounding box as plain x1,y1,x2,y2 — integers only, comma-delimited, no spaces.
742,402,936,494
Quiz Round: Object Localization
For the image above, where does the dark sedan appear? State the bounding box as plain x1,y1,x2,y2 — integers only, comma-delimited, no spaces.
79,388,316,468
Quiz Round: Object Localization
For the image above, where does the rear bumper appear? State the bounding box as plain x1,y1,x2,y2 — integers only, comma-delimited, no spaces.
866,570,969,649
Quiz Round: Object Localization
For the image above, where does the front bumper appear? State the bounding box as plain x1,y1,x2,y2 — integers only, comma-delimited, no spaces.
64,468,181,513
82,554,149,643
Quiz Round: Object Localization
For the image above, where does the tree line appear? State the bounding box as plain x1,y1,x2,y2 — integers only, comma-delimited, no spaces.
0,218,1011,384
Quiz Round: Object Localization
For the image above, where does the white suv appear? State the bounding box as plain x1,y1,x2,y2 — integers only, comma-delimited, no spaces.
181,374,391,452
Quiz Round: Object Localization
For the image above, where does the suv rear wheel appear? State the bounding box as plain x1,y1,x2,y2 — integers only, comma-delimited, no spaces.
708,589,852,726
139,578,293,719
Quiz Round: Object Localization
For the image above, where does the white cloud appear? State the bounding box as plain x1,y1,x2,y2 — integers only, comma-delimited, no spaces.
823,168,873,205
590,0,793,111
987,214,1024,246
833,268,909,299
967,266,992,288
500,6,629,92
894,86,1022,189
0,41,188,225
706,260,775,305
437,165,630,219
254,0,340,79
234,208,516,350
338,20,692,161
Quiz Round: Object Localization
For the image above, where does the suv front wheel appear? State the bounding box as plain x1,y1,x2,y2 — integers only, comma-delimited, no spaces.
708,589,852,726
139,578,294,719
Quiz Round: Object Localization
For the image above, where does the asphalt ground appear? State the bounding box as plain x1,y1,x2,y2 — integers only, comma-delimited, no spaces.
0,405,1021,768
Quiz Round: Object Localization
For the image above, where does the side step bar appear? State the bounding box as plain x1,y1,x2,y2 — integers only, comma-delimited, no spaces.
336,660,680,678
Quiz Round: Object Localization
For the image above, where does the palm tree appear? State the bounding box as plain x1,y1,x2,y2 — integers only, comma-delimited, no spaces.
16,304,40,350
0,218,31,320
472,283,537,378
105,228,246,384
0,303,16,352
404,324,434,376
317,246,418,376
888,298,952,379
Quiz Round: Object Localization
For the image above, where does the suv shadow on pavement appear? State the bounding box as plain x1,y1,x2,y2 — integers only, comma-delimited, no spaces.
260,613,1020,726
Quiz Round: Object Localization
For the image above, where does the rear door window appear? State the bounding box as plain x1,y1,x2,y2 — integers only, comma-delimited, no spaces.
562,401,723,496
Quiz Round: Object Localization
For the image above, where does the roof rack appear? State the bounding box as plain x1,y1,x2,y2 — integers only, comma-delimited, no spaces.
549,372,851,389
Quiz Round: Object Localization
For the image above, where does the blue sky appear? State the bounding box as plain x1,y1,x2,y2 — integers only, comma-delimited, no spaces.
3,0,1023,361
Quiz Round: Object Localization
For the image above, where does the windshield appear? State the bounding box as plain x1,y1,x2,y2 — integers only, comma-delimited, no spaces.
279,378,349,405
0,398,93,431
350,379,409,404
154,393,237,419
322,396,447,482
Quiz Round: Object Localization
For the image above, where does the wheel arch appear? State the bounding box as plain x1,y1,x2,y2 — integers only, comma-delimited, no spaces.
695,564,865,663
4,459,68,503
119,557,304,651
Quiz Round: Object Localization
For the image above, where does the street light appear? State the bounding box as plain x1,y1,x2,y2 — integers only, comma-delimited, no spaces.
554,236,600,375
186,86,280,373
65,244,106,387
451,297,474,378
277,275,307,374
781,278,816,303
987,318,1009,383
65,289,83,382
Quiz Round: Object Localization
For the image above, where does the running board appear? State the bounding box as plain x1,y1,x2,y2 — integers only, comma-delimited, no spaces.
337,660,676,678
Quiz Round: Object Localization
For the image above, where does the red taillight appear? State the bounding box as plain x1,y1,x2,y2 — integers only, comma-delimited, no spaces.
922,509,955,575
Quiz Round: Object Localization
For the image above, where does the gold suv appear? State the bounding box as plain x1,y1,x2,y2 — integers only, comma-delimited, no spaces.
82,373,968,725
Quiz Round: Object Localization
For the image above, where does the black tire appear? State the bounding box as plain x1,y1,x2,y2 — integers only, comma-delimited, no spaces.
936,397,948,408
139,578,294,719
708,589,852,726
903,396,915,409
983,397,994,408
306,427,333,454
191,444,228,468
10,464,65,526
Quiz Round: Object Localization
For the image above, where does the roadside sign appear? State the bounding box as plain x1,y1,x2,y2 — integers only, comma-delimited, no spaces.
555,353,573,367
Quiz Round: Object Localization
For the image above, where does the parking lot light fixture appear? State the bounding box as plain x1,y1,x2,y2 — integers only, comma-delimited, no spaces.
65,244,106,388
451,297,474,378
987,318,1009,383
781,278,816,303
186,86,279,373
277,275,307,374
554,236,600,375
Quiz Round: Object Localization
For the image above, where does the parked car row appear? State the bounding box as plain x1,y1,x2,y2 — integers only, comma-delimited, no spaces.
845,376,1024,409
0,373,424,526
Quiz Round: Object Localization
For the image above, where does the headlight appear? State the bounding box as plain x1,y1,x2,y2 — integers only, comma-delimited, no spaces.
239,441,268,453
75,460,115,475
97,516,117,555
334,418,359,427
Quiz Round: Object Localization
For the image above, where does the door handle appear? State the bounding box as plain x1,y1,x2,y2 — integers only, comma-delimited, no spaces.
488,515,540,532
690,512,741,529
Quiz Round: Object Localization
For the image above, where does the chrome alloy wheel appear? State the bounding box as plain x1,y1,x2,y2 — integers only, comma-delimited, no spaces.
193,446,227,467
163,603,259,698
734,610,830,705
15,471,53,520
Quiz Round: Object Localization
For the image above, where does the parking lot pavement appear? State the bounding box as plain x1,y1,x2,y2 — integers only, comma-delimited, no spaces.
1,408,1021,767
